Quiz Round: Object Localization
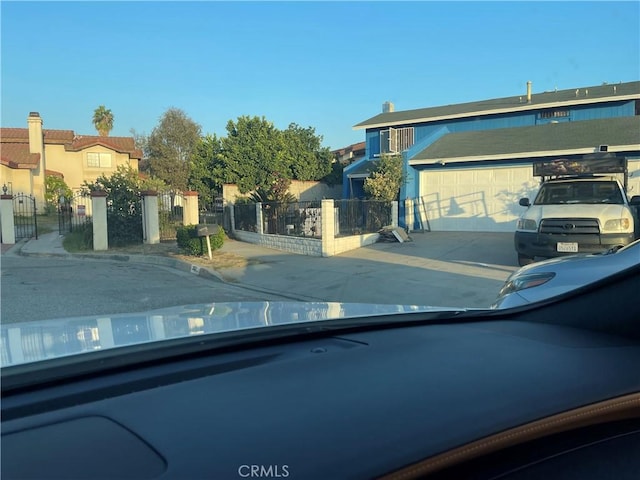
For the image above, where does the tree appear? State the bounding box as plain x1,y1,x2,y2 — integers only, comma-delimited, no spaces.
188,134,225,205
147,108,202,192
281,123,333,181
220,116,288,194
364,154,404,201
92,105,114,136
82,165,143,246
44,175,72,214
129,128,150,173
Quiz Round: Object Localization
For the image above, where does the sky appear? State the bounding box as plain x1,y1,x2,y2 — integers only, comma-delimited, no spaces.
1,1,639,150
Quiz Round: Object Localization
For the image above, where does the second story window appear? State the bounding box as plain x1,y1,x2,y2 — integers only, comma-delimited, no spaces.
380,127,414,154
87,152,112,168
539,110,570,119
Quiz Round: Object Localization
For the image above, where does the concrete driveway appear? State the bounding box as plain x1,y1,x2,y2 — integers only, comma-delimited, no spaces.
217,232,520,308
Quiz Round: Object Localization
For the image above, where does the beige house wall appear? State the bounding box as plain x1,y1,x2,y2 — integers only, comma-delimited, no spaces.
46,144,138,192
223,180,342,203
0,165,33,196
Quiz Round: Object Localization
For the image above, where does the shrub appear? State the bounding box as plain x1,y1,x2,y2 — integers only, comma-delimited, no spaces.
62,222,93,252
83,166,143,247
44,175,72,214
176,225,225,256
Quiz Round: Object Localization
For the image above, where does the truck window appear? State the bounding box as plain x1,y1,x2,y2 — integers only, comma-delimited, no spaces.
534,181,624,205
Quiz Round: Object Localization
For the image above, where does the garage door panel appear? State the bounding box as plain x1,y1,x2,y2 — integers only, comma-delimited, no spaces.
419,166,536,232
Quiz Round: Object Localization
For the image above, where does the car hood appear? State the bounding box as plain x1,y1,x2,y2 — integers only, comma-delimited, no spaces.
0,302,461,367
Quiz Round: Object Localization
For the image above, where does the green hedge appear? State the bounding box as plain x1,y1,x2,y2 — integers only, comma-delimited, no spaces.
176,225,225,256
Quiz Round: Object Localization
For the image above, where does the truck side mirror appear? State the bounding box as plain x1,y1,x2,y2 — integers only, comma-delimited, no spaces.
629,196,640,206
519,198,531,207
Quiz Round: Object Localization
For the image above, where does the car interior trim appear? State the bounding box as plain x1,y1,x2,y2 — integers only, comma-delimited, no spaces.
379,392,640,480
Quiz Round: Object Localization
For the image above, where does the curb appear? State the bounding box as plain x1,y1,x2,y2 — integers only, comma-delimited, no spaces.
16,246,226,283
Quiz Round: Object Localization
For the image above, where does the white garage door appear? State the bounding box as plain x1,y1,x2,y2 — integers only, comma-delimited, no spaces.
418,165,539,232
628,159,640,199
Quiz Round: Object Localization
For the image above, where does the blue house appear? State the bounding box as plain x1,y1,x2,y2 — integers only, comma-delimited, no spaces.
345,81,640,232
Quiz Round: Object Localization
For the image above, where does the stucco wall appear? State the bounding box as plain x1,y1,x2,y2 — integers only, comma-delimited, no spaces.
0,166,32,196
45,144,138,191
223,181,342,203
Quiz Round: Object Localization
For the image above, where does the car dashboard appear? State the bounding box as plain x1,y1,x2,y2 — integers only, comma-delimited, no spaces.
2,266,640,480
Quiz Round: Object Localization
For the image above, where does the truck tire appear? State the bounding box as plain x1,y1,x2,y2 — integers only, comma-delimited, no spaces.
518,254,535,267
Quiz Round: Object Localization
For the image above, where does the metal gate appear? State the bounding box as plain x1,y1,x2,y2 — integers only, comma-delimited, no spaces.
159,191,184,241
58,192,92,234
13,193,38,240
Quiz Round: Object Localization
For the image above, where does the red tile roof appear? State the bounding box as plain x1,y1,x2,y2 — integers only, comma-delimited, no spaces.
0,143,40,169
0,128,75,144
1,128,142,162
45,169,64,178
332,141,366,156
45,129,76,144
65,135,142,159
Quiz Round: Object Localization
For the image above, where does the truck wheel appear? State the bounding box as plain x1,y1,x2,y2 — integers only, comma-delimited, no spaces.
518,254,534,267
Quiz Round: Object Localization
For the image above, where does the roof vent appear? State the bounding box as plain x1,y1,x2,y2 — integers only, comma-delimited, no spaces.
28,112,41,117
599,145,609,152
382,101,395,113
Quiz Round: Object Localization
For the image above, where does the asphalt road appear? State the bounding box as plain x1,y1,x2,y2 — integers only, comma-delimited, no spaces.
1,256,286,324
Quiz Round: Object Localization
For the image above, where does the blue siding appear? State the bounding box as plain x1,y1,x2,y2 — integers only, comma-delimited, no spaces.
570,101,635,121
355,98,638,201
418,112,536,136
366,130,380,158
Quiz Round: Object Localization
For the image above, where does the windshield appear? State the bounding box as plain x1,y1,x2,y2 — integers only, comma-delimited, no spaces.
534,181,625,205
1,2,639,367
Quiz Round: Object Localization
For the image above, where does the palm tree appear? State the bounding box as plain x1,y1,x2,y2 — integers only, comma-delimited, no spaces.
92,106,114,136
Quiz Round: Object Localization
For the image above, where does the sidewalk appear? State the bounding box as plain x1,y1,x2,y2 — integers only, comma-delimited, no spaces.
6,231,518,308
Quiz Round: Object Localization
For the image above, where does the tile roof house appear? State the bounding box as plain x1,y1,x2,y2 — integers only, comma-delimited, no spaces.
332,142,366,166
346,81,640,232
1,112,142,210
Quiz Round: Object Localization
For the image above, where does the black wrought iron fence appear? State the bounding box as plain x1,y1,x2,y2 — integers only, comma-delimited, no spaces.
13,193,38,240
107,197,143,246
58,192,92,234
261,201,322,237
336,199,392,237
234,203,258,232
200,197,230,231
158,191,184,241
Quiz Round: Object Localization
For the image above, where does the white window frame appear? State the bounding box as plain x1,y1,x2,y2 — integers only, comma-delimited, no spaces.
87,152,113,168
379,127,414,154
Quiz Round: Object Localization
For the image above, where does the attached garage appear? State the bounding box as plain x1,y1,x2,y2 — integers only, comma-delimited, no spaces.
408,117,640,233
418,164,538,232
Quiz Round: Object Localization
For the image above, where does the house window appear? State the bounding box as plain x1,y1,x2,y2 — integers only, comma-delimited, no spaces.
87,152,112,168
539,110,570,119
380,127,414,154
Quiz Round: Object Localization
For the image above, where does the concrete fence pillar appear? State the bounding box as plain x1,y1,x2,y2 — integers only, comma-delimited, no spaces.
91,191,108,251
404,198,414,232
256,203,264,234
0,194,16,244
321,199,336,257
391,201,399,227
141,191,160,245
183,191,199,226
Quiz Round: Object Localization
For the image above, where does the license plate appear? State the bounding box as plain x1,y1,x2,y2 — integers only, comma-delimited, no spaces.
557,242,578,253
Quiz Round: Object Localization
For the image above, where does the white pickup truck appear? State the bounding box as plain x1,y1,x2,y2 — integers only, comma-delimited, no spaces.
515,176,640,266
